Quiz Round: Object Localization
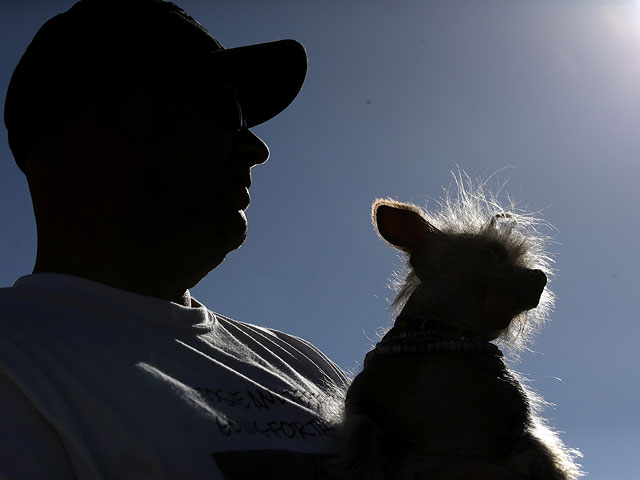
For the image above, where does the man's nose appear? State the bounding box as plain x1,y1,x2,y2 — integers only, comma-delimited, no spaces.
237,129,269,167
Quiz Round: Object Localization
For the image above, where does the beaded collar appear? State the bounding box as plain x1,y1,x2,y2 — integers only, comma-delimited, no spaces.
364,316,503,367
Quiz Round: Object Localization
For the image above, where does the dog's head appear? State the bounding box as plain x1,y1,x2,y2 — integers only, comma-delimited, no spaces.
372,189,552,350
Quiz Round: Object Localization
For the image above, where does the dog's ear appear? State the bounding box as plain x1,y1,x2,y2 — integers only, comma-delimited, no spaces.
372,199,440,252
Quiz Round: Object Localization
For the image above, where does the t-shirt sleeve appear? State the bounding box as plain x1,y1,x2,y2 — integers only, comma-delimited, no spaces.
0,375,74,479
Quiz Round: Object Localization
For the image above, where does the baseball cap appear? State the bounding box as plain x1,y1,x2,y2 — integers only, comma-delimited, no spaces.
4,0,307,171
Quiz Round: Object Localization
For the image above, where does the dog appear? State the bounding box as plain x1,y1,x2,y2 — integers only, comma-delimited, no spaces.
338,173,582,479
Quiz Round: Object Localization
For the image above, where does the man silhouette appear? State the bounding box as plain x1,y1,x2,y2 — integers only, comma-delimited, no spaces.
0,1,348,478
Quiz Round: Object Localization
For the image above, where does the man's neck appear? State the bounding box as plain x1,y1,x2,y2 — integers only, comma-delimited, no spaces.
33,254,194,307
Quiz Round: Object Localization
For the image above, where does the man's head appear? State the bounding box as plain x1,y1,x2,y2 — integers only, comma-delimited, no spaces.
4,0,307,301
5,0,306,171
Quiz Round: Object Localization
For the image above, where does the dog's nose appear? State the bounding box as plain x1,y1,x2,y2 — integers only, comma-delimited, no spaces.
519,268,547,310
530,269,547,291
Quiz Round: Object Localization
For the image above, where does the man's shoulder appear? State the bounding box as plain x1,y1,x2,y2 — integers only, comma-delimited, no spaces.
212,313,324,358
0,283,34,316
212,313,350,389
0,280,65,324
0,283,22,299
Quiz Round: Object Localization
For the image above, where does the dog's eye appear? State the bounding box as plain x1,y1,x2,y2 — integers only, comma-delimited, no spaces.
487,244,508,262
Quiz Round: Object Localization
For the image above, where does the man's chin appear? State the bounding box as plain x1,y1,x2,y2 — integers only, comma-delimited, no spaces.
185,212,247,280
179,208,248,255
219,209,248,251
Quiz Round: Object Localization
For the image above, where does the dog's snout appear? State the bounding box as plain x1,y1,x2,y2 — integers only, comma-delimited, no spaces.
516,268,547,310
529,269,547,291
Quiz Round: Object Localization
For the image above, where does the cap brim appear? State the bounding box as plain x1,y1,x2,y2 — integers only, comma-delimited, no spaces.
209,39,307,128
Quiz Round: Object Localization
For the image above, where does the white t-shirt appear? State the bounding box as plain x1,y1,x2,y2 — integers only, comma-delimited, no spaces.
0,273,349,479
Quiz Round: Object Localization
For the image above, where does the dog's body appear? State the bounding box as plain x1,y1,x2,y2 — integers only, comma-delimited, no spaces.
339,175,582,479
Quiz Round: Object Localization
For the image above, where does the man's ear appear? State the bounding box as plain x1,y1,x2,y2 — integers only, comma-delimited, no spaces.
86,87,144,148
372,199,441,252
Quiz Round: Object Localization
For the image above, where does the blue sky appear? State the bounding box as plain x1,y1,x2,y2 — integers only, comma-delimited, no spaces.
2,1,639,477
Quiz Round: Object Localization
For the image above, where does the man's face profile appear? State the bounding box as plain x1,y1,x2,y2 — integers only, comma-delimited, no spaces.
4,0,306,301
18,81,269,298
112,84,270,265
